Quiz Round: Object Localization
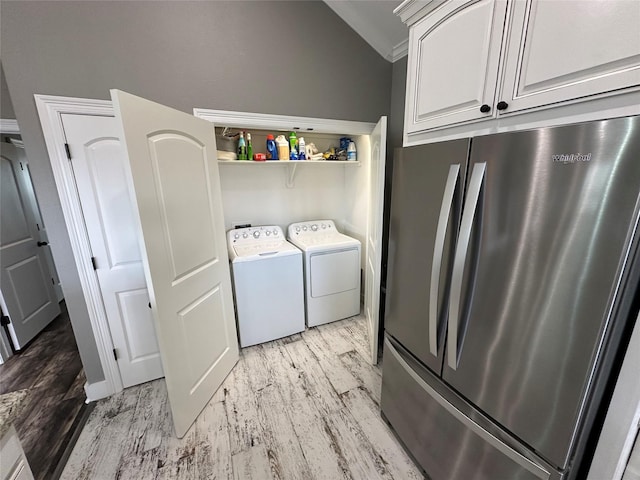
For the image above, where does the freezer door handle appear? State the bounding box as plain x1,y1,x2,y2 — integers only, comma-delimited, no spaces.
448,162,486,370
429,163,460,357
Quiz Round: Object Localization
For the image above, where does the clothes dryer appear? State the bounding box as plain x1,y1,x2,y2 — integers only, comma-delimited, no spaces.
228,226,305,347
287,220,361,327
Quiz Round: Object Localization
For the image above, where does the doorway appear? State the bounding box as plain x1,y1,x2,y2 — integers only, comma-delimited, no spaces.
61,112,163,388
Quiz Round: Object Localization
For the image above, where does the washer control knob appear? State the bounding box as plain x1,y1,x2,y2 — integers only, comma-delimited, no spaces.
321,224,326,229
253,231,260,239
295,227,300,233
234,233,239,239
265,230,271,236
311,224,318,231
242,233,248,239
273,229,279,236
303,226,308,231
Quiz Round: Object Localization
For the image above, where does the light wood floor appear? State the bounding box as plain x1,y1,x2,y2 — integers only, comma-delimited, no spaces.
61,315,423,480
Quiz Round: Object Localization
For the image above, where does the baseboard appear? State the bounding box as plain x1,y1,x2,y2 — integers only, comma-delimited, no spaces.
83,380,112,403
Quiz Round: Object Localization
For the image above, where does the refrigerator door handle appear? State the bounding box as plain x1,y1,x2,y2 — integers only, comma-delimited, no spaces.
448,162,486,370
429,163,460,357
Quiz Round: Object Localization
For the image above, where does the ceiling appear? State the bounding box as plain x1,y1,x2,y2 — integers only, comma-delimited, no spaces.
323,1,408,63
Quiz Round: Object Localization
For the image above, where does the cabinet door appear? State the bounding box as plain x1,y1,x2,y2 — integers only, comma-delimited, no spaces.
499,0,640,114
405,0,508,134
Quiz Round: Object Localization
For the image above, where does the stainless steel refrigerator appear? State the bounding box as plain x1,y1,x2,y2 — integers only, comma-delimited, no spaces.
381,116,640,480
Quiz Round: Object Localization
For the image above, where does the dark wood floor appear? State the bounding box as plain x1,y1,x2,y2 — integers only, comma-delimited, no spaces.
0,303,89,480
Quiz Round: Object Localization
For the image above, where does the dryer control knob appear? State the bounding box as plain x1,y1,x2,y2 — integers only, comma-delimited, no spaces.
311,224,318,231
234,233,239,239
321,224,326,229
295,227,300,233
273,229,279,236
242,233,248,239
265,230,271,236
253,231,260,238
303,226,308,231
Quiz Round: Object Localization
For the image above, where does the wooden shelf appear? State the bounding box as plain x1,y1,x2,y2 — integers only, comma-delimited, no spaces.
218,160,360,166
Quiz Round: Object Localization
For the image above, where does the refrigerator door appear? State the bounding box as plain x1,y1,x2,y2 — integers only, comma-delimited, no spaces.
385,139,470,374
442,116,640,468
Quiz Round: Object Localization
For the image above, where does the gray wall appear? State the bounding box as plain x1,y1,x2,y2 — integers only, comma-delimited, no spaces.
380,56,406,298
0,1,393,385
1,63,16,119
389,57,407,152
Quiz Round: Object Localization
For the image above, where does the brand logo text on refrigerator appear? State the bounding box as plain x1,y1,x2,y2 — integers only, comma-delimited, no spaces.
552,153,592,164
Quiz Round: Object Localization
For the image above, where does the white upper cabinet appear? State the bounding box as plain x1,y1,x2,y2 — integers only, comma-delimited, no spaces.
399,0,640,138
500,0,640,114
406,0,508,133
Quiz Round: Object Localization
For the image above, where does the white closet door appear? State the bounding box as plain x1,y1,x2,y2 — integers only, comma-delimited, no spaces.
364,117,387,365
0,143,60,349
111,90,239,438
62,113,163,388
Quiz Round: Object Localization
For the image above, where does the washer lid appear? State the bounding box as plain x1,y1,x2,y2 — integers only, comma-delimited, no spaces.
228,225,301,262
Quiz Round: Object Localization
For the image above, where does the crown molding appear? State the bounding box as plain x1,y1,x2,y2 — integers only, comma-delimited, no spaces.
394,0,447,26
391,39,409,62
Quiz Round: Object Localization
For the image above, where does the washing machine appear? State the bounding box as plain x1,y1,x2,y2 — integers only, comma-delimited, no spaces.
227,226,305,347
287,220,361,327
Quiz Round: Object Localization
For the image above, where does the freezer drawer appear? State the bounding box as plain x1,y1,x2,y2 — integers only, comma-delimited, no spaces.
381,337,559,480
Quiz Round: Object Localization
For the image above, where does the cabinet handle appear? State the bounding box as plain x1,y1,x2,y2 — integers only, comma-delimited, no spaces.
37,241,49,247
480,104,491,113
496,101,509,111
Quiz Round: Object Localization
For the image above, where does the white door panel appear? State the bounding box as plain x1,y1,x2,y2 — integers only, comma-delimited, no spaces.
406,0,507,132
116,288,159,362
111,90,238,438
63,113,163,387
365,117,387,364
0,143,59,349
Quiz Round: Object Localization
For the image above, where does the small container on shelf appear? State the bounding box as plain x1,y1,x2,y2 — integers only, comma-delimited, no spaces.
298,137,306,160
266,134,278,160
276,135,289,161
347,141,357,161
237,131,248,160
246,133,253,160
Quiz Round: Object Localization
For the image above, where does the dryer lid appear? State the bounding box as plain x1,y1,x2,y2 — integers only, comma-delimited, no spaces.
287,220,361,251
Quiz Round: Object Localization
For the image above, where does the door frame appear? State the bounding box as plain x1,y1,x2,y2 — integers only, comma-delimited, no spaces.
35,94,122,400
0,119,20,363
